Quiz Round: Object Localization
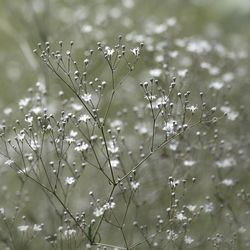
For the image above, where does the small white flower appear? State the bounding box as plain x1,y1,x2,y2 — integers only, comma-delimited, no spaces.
5,159,14,166
93,207,104,217
33,224,43,232
78,114,91,122
216,158,236,168
107,140,119,154
81,93,92,102
130,47,140,57
145,94,156,101
3,108,12,115
31,107,42,115
110,159,120,168
19,98,30,108
209,81,224,90
25,116,33,125
74,142,89,152
178,69,188,78
149,68,162,77
72,103,83,111
176,212,187,221
204,202,214,213
30,139,40,151
184,160,196,167
105,46,115,56
65,176,76,185
184,235,194,244
0,208,4,215
186,105,198,113
186,205,197,212
167,230,178,241
220,106,238,121
64,229,76,237
69,130,78,137
221,179,235,186
169,140,179,151
18,225,29,232
163,120,176,136
131,181,140,190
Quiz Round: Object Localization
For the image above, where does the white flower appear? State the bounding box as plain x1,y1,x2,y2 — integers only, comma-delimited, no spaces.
3,108,12,115
30,139,40,151
25,115,33,124
33,224,43,232
78,114,91,122
93,207,104,217
149,68,162,77
110,159,120,168
184,160,196,167
130,47,140,57
135,123,148,135
131,181,140,190
81,24,93,33
204,202,214,213
176,212,187,221
177,69,188,78
81,93,92,102
69,130,78,137
5,159,14,166
209,81,224,90
19,98,30,108
65,176,76,185
184,235,194,244
74,142,89,152
18,225,29,232
167,230,178,241
17,131,25,142
163,120,176,136
145,94,156,101
31,107,42,115
186,205,197,212
186,105,198,113
221,179,235,186
220,106,238,121
0,208,4,215
169,140,179,151
105,46,115,56
72,103,83,111
216,157,236,168
64,229,76,237
107,140,119,153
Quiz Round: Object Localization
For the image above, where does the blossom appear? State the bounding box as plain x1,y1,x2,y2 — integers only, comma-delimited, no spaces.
163,120,176,136
19,98,30,108
176,212,187,221
33,224,43,232
72,103,83,111
64,229,76,237
209,81,224,90
18,225,29,232
186,105,198,113
131,181,140,190
105,46,115,56
110,159,120,168
130,47,140,57
93,207,104,217
149,68,162,77
81,93,92,102
5,159,14,166
78,114,91,122
184,160,196,167
107,140,119,153
184,235,194,244
65,176,76,185
221,179,235,186
74,142,89,152
215,157,236,168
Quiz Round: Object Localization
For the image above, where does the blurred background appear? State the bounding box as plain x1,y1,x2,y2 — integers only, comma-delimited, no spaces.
0,0,249,105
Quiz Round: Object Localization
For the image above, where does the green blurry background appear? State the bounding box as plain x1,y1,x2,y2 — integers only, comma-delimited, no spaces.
0,0,249,105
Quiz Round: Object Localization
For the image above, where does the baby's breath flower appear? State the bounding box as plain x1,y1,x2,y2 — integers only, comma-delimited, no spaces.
107,140,119,153
105,46,115,56
110,159,120,168
78,114,91,122
186,105,198,113
64,229,76,237
184,235,194,244
204,202,214,213
163,120,176,136
131,181,140,190
149,68,162,77
130,47,140,57
0,208,5,215
33,224,43,232
72,103,83,111
3,108,12,115
65,176,76,185
176,212,187,221
184,160,196,167
221,179,235,186
74,142,89,152
209,81,224,90
19,98,30,108
81,93,92,102
215,157,236,168
18,225,29,232
93,207,104,217
5,159,14,166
